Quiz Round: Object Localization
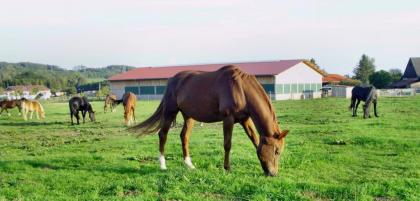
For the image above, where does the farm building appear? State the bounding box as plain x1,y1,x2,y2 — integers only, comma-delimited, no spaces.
390,57,420,88
1,85,51,100
108,60,326,100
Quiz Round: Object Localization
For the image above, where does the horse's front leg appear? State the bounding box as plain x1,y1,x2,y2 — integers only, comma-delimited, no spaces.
180,117,195,169
240,118,259,148
364,102,372,118
223,116,234,171
75,111,80,125
82,110,86,123
373,99,379,117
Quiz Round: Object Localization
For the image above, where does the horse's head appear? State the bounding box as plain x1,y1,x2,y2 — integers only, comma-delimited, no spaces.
257,130,288,176
89,111,96,122
88,105,96,122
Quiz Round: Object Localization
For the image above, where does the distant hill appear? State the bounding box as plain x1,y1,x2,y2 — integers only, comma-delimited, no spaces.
73,65,135,81
0,62,135,92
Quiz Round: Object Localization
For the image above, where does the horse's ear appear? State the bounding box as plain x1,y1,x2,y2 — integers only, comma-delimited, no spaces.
275,130,289,139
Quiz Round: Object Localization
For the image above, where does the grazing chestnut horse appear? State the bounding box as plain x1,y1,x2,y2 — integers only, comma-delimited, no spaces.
104,94,118,113
21,98,45,121
120,92,137,125
132,65,289,176
0,99,22,116
69,96,95,125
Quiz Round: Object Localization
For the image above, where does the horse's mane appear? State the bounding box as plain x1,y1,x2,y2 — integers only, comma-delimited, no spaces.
222,65,277,123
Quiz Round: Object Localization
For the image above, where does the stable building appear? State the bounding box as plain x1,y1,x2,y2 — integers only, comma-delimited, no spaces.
390,57,420,88
108,60,326,100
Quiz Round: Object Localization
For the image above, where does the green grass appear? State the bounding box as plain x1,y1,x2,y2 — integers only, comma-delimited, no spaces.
0,97,419,200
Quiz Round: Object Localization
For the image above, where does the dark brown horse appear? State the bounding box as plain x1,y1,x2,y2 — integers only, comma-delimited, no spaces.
0,99,23,116
131,65,288,176
120,92,137,125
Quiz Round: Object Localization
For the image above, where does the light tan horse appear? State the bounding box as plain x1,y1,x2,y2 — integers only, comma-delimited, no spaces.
21,99,45,121
121,92,137,126
131,65,288,176
104,94,118,113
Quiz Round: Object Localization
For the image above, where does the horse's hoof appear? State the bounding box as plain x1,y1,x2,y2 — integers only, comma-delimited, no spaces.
224,166,231,171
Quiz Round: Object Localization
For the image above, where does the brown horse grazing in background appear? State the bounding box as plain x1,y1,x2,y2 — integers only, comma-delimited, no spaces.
104,94,118,113
131,65,289,176
0,99,23,116
120,92,137,126
21,99,45,121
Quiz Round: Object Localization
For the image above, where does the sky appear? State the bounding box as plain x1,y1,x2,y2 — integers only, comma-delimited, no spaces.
1,0,419,75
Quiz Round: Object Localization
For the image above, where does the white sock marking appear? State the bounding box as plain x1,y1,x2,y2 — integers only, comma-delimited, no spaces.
184,156,195,169
159,155,167,170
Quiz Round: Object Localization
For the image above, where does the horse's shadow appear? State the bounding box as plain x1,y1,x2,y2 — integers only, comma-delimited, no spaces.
0,159,157,176
0,121,66,126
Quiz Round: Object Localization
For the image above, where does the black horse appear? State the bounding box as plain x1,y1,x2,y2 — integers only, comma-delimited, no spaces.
69,96,95,125
349,85,379,118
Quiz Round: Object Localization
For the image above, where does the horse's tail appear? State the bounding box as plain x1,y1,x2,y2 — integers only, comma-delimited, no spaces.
349,95,355,111
129,92,168,136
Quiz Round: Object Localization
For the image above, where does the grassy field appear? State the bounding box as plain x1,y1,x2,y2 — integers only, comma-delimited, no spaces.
0,97,419,201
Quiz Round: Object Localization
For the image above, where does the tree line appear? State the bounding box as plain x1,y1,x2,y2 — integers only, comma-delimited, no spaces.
352,54,402,88
0,62,134,94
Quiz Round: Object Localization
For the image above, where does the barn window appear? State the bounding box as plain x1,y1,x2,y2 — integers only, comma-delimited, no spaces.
298,84,304,92
276,84,283,94
125,86,139,95
140,86,155,95
311,84,317,91
156,86,166,94
291,84,298,93
262,84,275,94
284,84,290,93
305,83,311,91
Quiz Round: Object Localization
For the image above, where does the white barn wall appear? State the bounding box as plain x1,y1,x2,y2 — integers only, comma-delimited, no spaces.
109,62,323,101
275,62,323,100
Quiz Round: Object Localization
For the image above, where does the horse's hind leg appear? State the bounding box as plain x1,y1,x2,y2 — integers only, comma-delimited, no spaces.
30,111,34,119
158,111,178,170
354,99,361,117
180,116,196,169
241,118,259,148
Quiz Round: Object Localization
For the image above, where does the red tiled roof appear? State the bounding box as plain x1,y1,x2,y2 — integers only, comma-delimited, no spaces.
109,60,310,81
322,74,349,83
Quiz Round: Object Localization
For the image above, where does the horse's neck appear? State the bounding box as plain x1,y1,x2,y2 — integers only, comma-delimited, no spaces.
245,88,278,137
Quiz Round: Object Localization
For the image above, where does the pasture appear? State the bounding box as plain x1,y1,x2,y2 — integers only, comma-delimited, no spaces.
0,97,419,201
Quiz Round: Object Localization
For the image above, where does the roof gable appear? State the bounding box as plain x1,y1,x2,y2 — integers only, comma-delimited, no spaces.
402,57,420,79
108,60,325,81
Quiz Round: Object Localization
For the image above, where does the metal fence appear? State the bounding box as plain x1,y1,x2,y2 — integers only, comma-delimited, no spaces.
378,88,419,97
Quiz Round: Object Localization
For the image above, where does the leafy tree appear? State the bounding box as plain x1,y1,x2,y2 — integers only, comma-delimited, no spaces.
369,70,393,89
96,85,110,97
389,68,402,82
339,79,361,86
353,54,376,84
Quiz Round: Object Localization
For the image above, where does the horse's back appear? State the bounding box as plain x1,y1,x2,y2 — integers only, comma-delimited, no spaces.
169,65,249,122
352,85,376,101
122,92,137,107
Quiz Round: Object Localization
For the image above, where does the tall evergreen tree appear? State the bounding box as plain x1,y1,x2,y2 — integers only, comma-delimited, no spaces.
353,54,376,84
